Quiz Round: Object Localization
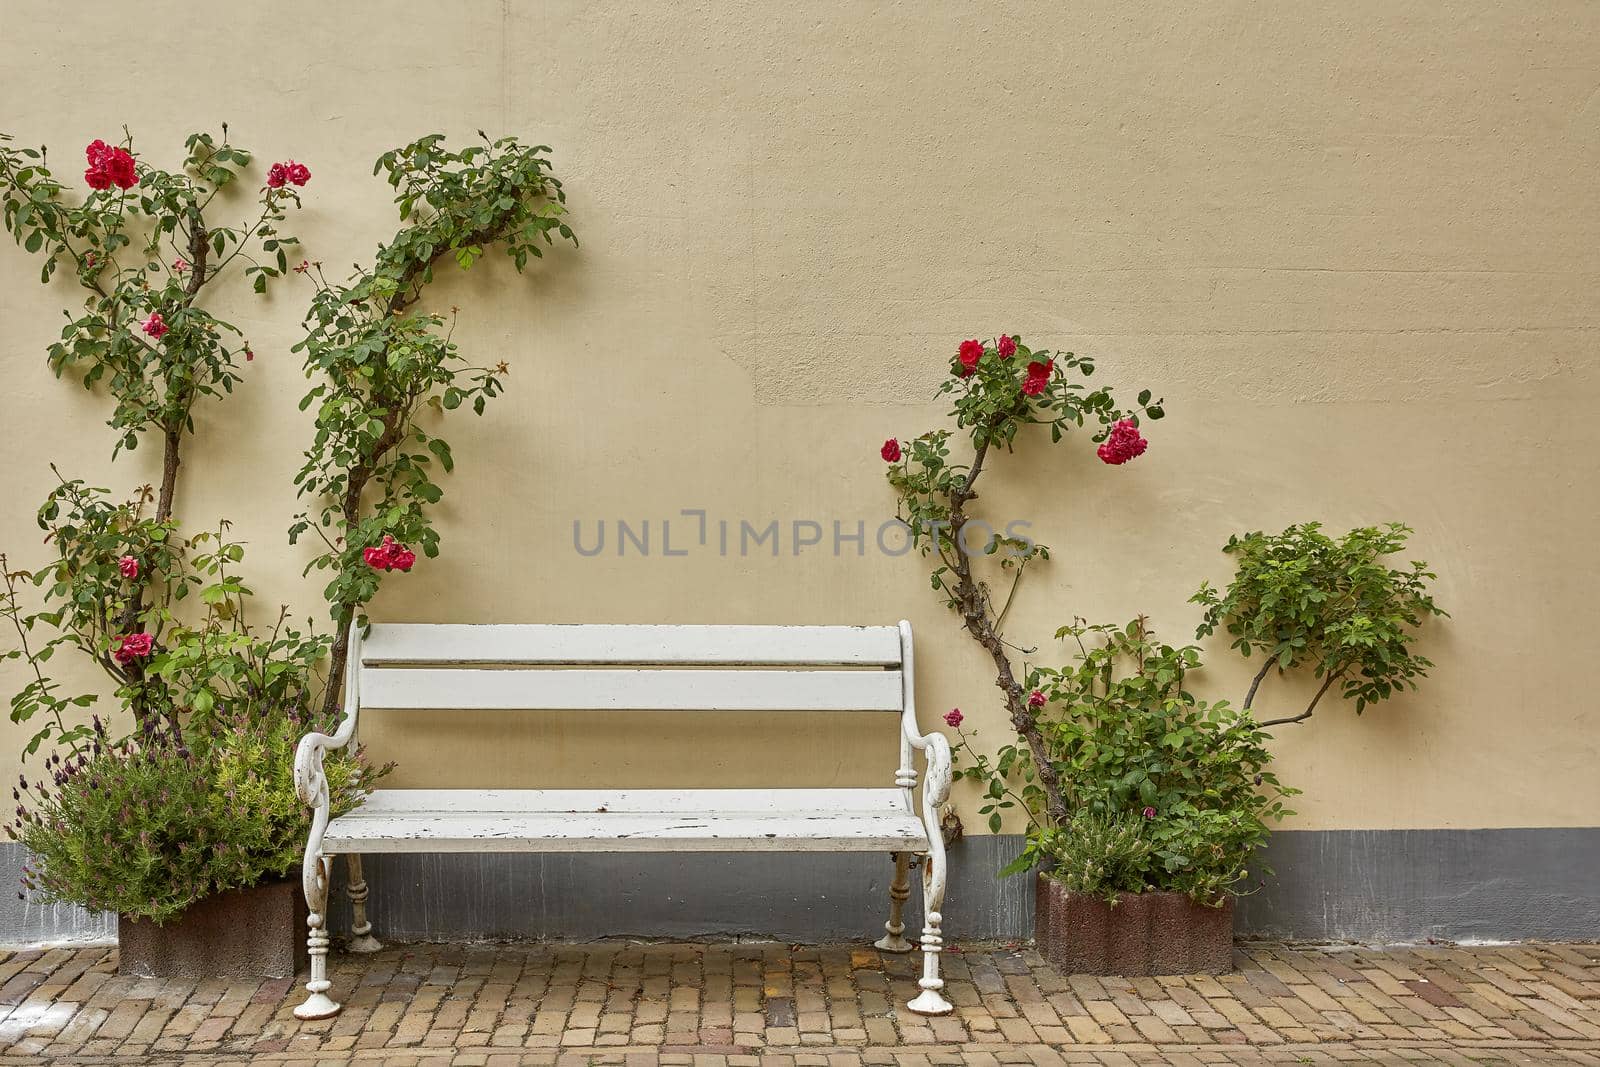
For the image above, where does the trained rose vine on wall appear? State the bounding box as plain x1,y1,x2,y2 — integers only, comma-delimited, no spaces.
0,127,312,744
882,334,1164,824
0,126,577,920
289,133,577,715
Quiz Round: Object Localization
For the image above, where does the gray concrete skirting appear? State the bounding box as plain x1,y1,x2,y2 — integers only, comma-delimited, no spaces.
4,828,1597,946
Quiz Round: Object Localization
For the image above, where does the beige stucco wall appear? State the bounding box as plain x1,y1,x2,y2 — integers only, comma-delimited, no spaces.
1,1,1596,832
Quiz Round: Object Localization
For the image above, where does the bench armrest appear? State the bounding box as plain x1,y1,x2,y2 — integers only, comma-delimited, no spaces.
298,621,363,811
294,725,356,807
903,723,952,808
298,621,366,932
895,620,952,918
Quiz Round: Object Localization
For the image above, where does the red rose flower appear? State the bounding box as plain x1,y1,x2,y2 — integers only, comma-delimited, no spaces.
943,708,964,728
84,140,137,190
141,312,169,340
957,339,984,376
286,160,311,186
1021,359,1053,397
363,534,416,573
106,149,137,189
266,162,289,189
117,556,140,579
1027,689,1045,708
997,334,1017,359
881,438,901,463
1096,418,1149,465
113,632,153,665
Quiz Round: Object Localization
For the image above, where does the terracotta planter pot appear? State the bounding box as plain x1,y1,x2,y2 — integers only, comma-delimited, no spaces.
1034,873,1233,975
118,879,308,979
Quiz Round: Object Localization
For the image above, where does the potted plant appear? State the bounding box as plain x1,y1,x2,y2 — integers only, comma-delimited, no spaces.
949,618,1297,974
8,703,376,977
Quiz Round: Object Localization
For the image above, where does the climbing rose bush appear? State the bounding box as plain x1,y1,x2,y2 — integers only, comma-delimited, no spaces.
291,133,577,716
882,332,1163,831
0,126,312,745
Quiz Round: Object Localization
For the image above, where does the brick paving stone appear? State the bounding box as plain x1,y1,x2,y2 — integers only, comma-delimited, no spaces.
0,942,1597,1064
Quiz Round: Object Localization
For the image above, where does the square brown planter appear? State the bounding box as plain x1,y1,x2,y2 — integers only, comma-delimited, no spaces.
118,879,307,979
1034,873,1233,975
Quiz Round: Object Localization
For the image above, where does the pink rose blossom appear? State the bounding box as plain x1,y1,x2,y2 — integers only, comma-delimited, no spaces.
1027,689,1045,708
943,708,964,728
117,556,139,579
172,258,189,274
113,632,153,665
997,334,1016,359
1096,418,1149,465
140,312,168,340
881,438,901,463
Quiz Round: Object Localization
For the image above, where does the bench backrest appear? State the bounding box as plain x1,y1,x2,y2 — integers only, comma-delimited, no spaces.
351,624,916,782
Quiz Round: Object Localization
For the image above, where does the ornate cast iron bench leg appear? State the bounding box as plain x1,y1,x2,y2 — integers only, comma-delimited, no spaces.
875,851,915,953
345,855,382,954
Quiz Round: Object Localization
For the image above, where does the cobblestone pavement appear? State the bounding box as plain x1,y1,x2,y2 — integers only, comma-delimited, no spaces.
0,940,1597,1065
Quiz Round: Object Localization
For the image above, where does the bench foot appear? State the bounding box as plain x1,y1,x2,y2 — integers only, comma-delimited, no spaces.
347,933,384,954
293,991,342,1021
875,933,915,953
906,908,953,1016
906,988,954,1016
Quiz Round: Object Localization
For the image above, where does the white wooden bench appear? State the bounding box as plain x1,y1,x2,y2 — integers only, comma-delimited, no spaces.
291,621,954,1019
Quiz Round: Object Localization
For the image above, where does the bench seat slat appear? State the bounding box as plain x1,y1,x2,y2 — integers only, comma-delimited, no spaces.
324,789,929,853
360,668,903,711
362,624,903,666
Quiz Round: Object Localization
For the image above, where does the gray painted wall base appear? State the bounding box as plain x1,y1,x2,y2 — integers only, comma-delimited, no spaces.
0,844,116,944
4,827,1598,946
1235,827,1600,943
325,836,1033,943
